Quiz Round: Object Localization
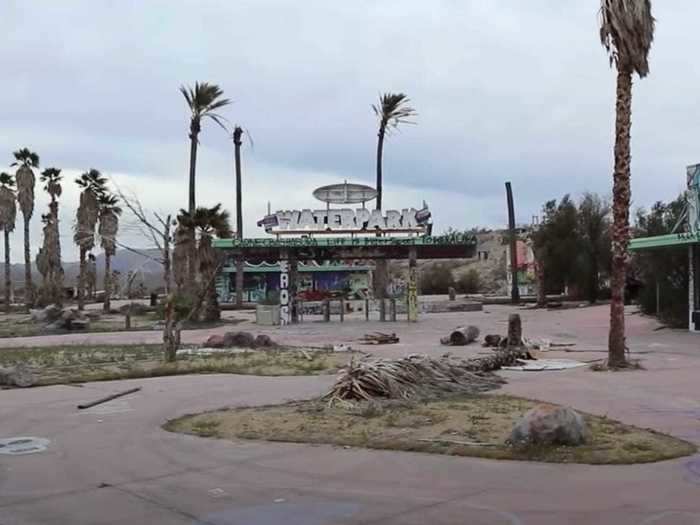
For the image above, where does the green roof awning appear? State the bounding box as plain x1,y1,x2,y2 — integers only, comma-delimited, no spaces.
629,232,700,251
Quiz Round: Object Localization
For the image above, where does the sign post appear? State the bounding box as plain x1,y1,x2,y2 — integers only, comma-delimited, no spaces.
407,247,418,322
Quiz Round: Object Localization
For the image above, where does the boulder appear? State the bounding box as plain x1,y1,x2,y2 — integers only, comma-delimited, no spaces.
31,304,62,323
508,404,589,447
223,331,255,348
69,319,90,331
253,334,274,348
84,311,102,321
0,364,36,388
204,335,226,348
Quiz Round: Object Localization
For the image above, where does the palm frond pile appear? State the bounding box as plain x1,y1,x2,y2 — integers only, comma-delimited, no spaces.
325,350,527,405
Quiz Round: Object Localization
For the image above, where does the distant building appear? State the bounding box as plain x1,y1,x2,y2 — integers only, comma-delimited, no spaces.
216,260,371,303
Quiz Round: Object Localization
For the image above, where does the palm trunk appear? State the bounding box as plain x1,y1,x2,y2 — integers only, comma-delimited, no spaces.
375,125,387,320
23,216,33,307
77,247,86,311
608,70,633,366
234,131,244,307
187,126,199,296
103,253,111,312
4,230,11,313
375,127,385,211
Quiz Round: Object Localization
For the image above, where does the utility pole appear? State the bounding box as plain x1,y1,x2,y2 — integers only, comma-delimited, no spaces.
505,182,520,304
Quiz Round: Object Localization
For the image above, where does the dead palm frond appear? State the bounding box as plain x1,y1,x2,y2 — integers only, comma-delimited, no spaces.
98,193,122,256
40,167,63,203
324,351,528,405
599,0,655,77
13,148,38,220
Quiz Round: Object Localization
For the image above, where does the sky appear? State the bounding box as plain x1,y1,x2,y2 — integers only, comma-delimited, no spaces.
1,0,698,262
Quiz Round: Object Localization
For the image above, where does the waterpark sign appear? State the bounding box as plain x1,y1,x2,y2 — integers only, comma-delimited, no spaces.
258,206,430,234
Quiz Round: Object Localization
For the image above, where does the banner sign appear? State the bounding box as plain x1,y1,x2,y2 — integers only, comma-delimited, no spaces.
258,207,430,234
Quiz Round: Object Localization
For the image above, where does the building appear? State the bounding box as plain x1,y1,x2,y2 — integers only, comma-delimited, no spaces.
629,164,700,332
216,260,371,303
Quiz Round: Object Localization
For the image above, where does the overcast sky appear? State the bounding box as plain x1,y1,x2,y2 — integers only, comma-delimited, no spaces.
2,1,698,262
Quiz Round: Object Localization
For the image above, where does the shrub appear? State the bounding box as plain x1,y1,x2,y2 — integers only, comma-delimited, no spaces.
419,263,455,295
456,269,481,294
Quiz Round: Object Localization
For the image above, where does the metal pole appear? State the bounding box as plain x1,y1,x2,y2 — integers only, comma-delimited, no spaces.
505,182,520,304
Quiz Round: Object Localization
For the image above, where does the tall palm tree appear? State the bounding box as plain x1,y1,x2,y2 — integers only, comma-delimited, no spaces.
177,204,232,322
98,192,122,312
0,173,17,312
232,125,245,306
12,148,39,307
39,168,64,304
372,93,416,320
74,169,106,310
180,82,230,214
599,0,655,366
372,93,416,210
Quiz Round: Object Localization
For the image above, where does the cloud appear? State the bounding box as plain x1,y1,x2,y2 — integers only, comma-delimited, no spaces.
1,0,698,264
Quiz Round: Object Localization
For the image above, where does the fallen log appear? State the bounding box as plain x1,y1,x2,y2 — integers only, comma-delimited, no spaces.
442,325,480,346
360,332,399,345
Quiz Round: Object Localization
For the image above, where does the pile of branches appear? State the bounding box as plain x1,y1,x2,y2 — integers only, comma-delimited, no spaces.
324,349,528,405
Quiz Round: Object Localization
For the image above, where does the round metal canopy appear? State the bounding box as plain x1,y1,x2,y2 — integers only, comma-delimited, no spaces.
312,182,377,204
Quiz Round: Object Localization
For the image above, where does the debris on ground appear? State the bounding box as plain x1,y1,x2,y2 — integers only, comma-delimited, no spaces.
332,344,352,352
502,359,587,371
359,332,399,345
201,331,278,349
508,404,589,447
482,334,502,348
324,349,530,404
0,364,36,388
77,387,142,410
441,325,480,346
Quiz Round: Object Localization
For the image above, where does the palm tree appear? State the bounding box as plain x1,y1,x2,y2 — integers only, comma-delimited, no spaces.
98,192,122,312
39,168,64,304
12,148,39,307
232,125,245,307
177,204,232,322
372,93,416,320
74,169,106,310
372,93,416,210
180,82,230,214
599,0,655,366
0,173,17,312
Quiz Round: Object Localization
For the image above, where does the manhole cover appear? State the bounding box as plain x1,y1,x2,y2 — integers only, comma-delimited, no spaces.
0,437,50,455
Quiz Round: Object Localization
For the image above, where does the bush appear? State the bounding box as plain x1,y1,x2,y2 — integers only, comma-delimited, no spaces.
155,292,196,321
419,263,455,295
456,269,481,294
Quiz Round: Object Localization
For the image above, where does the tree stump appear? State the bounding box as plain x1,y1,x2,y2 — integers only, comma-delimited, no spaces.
507,313,523,348
448,287,456,301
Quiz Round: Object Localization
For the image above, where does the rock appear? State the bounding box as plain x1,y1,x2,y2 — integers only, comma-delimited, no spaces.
118,303,150,316
508,405,589,447
483,334,502,347
31,304,62,323
204,335,226,348
84,311,102,321
0,364,36,388
69,319,90,330
223,331,255,348
253,334,274,348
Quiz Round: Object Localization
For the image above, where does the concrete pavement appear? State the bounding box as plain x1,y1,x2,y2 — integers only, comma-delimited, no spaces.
1,304,699,524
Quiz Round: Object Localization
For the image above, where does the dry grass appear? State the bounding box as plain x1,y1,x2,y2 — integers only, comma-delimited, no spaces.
0,345,353,386
166,395,697,465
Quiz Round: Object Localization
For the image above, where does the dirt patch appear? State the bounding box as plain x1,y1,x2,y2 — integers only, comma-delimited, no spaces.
0,345,354,386
166,395,696,464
